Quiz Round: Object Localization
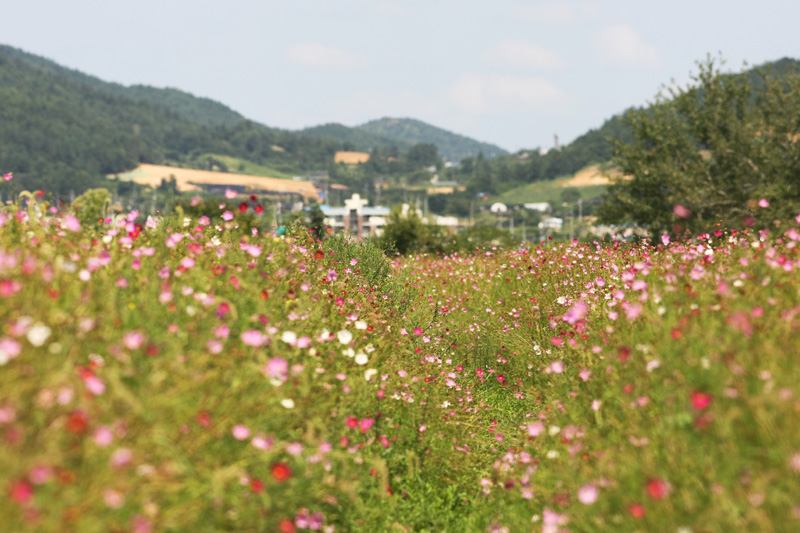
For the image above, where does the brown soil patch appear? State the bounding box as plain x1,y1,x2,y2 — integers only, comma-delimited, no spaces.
113,164,318,201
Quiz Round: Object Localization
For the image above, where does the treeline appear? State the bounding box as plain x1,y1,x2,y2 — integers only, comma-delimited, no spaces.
0,46,350,197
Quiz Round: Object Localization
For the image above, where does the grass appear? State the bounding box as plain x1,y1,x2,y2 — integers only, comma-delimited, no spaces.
196,154,297,180
490,178,608,205
1,194,800,532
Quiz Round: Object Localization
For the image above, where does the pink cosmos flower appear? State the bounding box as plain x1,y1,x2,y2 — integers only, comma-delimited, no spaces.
528,421,545,437
577,483,598,505
64,215,81,232
563,300,588,325
93,426,114,447
673,204,691,218
758,198,769,208
122,331,144,350
222,211,234,221
241,330,266,347
542,508,567,533
103,489,125,509
232,425,251,440
263,357,289,380
110,448,133,468
2,172,12,181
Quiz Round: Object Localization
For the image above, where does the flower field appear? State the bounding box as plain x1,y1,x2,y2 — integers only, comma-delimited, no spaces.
2,198,800,532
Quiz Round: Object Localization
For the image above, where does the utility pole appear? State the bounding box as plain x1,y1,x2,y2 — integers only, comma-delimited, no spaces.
569,204,574,241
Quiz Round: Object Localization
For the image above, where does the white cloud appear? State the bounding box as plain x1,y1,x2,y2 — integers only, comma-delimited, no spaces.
480,39,565,70
449,74,568,115
592,25,661,69
284,43,369,70
514,2,600,25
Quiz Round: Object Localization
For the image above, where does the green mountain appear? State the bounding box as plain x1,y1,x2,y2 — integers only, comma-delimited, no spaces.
356,117,508,162
298,117,508,162
0,45,345,195
298,122,409,153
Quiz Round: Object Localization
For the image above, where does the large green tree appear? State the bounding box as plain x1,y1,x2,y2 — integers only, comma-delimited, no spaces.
598,57,800,238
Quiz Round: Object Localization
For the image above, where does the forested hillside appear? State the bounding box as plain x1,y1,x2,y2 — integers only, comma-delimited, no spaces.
357,117,508,162
0,46,346,196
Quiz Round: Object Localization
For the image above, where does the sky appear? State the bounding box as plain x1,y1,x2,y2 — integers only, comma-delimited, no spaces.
4,0,800,153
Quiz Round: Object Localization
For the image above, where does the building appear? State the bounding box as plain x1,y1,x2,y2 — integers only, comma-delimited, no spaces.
320,194,390,239
523,202,550,212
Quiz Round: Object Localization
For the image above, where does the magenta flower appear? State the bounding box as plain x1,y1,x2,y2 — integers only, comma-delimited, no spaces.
2,172,12,181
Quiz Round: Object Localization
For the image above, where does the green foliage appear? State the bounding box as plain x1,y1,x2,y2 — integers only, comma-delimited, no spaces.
599,56,800,237
0,45,349,196
380,206,428,255
72,188,112,226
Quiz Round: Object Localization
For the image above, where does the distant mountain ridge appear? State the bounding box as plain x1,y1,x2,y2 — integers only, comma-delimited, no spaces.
357,117,508,162
298,118,509,162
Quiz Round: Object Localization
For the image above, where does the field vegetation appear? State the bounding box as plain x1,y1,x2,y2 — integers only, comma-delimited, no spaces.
1,183,800,532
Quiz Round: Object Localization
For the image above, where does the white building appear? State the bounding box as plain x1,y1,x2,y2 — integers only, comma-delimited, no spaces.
320,194,391,239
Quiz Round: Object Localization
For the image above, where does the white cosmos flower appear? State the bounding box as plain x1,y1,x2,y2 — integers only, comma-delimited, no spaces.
27,323,52,347
337,330,353,344
281,331,297,345
354,353,368,365
364,369,378,381
355,320,367,330
280,399,295,409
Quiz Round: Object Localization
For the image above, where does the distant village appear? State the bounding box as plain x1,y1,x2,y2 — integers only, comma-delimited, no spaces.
115,149,633,242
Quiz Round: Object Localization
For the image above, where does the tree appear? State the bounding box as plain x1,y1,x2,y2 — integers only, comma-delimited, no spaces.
598,56,800,238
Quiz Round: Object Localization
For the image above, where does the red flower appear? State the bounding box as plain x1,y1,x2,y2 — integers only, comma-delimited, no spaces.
691,391,712,410
250,194,258,203
254,204,264,214
629,503,646,519
8,479,33,505
238,202,248,213
271,462,292,482
314,250,325,260
195,411,211,427
646,478,670,500
66,411,88,434
249,478,265,493
278,518,295,533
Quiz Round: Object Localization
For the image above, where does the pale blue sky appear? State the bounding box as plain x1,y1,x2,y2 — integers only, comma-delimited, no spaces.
4,0,799,152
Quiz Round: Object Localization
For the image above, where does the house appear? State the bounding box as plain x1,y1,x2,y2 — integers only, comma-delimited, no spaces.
523,202,550,212
320,193,390,239
539,217,563,231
